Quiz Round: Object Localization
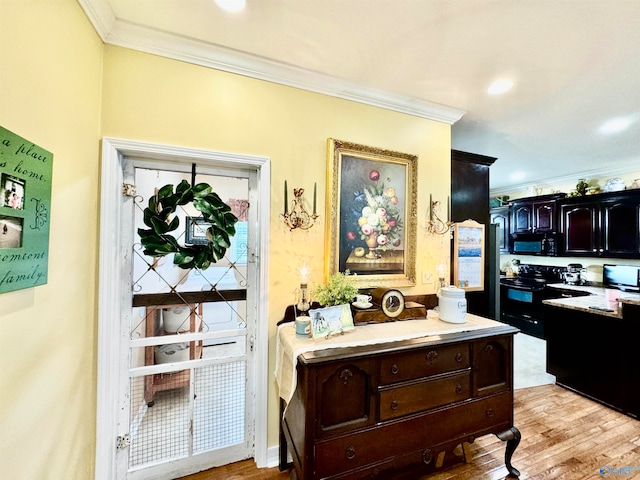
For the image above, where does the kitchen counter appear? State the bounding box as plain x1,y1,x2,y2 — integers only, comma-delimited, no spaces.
543,283,640,318
543,285,639,418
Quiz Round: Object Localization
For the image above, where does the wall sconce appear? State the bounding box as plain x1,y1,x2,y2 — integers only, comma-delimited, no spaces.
282,180,319,231
426,194,453,235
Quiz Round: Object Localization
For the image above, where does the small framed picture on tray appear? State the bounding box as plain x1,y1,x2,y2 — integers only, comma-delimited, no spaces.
309,304,354,339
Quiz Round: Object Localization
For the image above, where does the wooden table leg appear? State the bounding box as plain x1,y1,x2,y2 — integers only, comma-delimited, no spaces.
461,442,472,463
279,398,288,471
495,426,521,477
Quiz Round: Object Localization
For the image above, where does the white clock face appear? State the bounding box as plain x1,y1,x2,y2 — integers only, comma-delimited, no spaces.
382,291,405,318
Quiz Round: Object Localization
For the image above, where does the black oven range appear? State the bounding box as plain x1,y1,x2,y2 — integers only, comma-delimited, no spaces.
499,264,566,339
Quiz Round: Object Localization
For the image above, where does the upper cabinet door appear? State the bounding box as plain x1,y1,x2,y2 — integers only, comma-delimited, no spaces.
509,194,564,234
560,203,598,255
559,191,640,258
533,201,556,232
601,199,640,257
511,204,533,232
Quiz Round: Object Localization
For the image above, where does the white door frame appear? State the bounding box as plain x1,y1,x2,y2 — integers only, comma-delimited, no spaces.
95,137,270,480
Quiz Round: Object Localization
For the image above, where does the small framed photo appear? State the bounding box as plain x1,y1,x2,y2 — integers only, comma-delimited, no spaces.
309,304,355,339
185,217,211,245
1,173,25,210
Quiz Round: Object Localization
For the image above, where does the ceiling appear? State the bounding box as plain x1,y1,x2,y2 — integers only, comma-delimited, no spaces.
78,0,640,192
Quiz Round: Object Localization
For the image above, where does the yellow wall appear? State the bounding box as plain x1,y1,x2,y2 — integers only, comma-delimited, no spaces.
100,45,453,449
0,1,104,479
1,1,452,478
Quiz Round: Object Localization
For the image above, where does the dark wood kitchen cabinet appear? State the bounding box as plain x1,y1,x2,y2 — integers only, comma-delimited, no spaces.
559,190,640,258
451,149,497,317
281,326,521,479
490,206,510,253
545,302,639,418
509,193,565,234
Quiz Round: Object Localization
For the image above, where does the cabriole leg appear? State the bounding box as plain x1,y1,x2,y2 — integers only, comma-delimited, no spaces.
495,426,521,477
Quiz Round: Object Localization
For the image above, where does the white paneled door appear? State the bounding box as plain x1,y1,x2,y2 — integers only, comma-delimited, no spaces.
96,139,270,480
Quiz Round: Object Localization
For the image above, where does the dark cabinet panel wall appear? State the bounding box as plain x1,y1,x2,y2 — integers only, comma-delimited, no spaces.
545,303,639,418
499,189,640,259
510,194,565,234
559,190,640,258
451,150,497,318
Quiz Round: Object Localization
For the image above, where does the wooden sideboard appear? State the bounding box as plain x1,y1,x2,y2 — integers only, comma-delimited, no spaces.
279,324,521,479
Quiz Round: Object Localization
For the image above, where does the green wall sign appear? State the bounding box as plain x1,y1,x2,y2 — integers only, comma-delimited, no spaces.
0,126,53,294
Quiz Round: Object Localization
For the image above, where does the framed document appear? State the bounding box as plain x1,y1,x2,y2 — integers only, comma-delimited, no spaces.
453,220,485,292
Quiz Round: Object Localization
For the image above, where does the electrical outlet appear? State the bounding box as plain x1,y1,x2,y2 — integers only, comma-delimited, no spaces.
422,271,432,284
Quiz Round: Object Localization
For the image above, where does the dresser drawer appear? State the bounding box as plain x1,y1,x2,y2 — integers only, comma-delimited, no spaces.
314,392,512,479
379,371,471,420
380,343,470,384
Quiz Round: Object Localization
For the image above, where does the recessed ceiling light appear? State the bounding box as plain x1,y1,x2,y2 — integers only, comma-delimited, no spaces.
487,80,513,95
598,115,637,134
215,0,246,12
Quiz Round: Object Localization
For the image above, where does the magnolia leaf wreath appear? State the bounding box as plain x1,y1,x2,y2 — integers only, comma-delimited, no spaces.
137,180,238,270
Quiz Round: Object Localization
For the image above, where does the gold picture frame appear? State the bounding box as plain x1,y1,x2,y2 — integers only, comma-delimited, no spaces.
325,139,417,288
453,219,485,292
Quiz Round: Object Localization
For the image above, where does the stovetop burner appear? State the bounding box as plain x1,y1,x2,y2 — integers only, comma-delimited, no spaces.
517,264,564,280
500,277,548,291
500,264,565,291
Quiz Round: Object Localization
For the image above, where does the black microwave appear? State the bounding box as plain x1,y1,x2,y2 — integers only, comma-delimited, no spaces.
509,232,558,256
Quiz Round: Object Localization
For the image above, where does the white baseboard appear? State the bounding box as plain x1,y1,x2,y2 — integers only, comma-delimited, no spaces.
264,445,291,469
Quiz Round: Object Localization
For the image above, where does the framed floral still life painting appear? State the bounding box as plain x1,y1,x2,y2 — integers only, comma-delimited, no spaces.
325,139,417,288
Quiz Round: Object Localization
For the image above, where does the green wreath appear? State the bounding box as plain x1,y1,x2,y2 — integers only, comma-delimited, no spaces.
137,180,238,270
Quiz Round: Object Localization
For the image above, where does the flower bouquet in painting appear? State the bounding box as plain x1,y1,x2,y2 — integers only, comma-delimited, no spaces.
348,170,404,261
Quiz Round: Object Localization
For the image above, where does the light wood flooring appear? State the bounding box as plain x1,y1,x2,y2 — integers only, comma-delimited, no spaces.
180,384,640,480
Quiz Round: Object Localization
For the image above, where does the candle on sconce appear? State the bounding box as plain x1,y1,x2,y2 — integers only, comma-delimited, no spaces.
429,194,433,219
313,182,317,214
284,180,288,214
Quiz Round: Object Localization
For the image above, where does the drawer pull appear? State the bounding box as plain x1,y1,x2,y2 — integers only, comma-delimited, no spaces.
426,350,438,364
345,446,356,460
390,364,399,375
486,407,494,418
455,384,463,394
455,352,463,362
422,449,433,464
484,344,494,355
390,400,398,410
339,369,353,385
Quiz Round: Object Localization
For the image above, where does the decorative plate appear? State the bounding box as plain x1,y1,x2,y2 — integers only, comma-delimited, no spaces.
603,178,625,193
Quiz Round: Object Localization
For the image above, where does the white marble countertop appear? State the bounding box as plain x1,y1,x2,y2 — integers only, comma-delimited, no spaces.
543,283,640,318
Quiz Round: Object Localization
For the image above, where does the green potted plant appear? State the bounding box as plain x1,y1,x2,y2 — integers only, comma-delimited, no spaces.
312,270,358,306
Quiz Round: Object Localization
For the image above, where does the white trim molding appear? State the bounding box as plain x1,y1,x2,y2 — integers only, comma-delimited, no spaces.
76,1,465,125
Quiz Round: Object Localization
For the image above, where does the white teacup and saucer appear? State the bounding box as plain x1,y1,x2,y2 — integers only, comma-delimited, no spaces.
352,294,372,309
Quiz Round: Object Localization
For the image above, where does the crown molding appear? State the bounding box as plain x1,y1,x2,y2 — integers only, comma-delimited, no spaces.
77,0,116,40
79,1,465,125
490,163,640,196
